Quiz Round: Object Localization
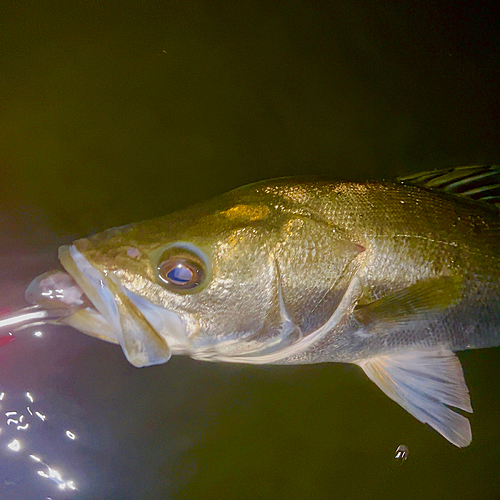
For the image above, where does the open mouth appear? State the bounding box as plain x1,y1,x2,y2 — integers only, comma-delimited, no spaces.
27,245,188,368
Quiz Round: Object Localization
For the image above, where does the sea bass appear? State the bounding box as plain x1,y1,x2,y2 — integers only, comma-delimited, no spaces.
6,166,500,447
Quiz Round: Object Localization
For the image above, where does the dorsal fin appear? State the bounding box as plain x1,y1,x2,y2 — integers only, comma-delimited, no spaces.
398,165,500,207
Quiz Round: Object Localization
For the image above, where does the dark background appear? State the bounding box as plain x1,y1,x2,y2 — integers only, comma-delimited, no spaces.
0,1,499,498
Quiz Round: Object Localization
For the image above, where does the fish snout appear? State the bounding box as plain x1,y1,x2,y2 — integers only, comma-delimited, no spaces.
57,245,186,367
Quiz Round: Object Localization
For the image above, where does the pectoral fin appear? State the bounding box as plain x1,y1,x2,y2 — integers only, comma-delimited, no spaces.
354,276,463,332
356,348,472,447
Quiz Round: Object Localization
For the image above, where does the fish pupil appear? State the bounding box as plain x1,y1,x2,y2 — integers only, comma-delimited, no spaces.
167,264,193,285
157,244,207,292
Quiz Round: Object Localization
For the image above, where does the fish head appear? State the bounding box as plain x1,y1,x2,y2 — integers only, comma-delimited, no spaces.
57,187,293,367
52,179,366,367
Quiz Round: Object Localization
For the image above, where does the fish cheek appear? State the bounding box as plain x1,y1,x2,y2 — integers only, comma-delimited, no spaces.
276,217,364,334
192,229,278,342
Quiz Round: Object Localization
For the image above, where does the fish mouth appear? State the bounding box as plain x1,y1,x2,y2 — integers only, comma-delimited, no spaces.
58,244,189,367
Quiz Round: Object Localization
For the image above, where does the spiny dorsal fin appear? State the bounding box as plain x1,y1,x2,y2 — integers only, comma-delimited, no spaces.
398,165,500,207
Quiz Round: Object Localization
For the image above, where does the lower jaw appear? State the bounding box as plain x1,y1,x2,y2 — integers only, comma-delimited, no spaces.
58,244,184,367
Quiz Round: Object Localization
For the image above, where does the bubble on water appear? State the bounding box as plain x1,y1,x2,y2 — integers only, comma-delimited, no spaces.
65,430,76,440
7,439,21,452
394,444,408,463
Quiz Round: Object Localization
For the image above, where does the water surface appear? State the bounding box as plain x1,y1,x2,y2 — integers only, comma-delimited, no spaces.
1,2,499,498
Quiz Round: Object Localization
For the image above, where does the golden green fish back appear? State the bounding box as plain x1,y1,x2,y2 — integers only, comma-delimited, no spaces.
245,178,500,361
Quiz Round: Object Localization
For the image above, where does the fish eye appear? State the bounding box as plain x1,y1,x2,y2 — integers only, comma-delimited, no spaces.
157,244,207,292
159,258,203,289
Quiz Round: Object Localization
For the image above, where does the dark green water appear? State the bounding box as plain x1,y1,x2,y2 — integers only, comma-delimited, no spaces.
1,2,499,498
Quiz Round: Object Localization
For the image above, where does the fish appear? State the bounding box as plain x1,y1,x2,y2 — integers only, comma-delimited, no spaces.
4,165,500,447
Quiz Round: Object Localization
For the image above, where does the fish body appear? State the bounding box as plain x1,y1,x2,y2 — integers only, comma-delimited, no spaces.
23,167,500,446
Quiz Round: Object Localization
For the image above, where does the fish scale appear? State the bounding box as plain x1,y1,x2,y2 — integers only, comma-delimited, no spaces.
2,166,499,447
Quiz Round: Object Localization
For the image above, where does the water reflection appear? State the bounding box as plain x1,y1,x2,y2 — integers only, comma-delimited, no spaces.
32,455,77,491
0,334,80,495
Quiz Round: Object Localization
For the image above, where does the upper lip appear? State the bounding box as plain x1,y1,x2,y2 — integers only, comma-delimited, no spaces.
58,244,187,367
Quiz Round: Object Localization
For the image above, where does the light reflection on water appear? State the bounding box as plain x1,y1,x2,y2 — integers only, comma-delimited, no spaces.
1,0,500,496
0,341,79,495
